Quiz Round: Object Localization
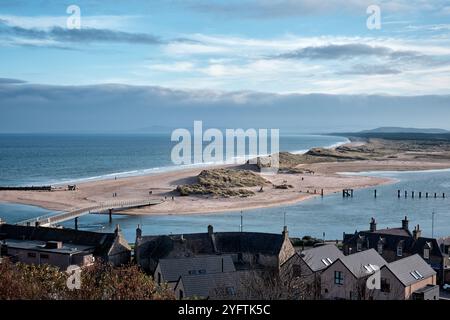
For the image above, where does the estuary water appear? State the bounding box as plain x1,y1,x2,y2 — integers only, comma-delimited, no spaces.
1,134,449,242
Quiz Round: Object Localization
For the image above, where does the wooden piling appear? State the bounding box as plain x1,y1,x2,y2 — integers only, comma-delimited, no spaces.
75,217,78,230
374,189,377,198
109,209,112,223
419,192,422,198
398,190,401,198
412,191,415,198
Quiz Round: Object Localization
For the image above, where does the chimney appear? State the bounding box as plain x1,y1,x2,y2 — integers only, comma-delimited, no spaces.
136,224,142,239
402,216,409,231
369,217,377,232
114,224,121,236
282,226,289,239
413,224,422,240
208,225,214,237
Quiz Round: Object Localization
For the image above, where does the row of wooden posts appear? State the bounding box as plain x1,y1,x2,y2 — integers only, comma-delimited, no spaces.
396,190,445,199
342,189,446,198
298,188,444,199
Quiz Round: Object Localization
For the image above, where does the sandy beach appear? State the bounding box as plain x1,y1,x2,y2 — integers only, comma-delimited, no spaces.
2,155,450,217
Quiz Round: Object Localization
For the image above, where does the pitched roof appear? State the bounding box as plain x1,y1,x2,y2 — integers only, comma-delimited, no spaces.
0,224,116,257
384,254,436,286
338,249,387,278
300,244,344,272
213,232,285,255
372,228,411,237
343,231,443,259
177,271,246,299
158,255,235,283
138,231,286,261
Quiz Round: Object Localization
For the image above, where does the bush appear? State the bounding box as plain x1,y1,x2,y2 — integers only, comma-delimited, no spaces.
0,259,174,300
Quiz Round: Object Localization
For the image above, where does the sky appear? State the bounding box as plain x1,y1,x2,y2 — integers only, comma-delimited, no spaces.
1,0,450,132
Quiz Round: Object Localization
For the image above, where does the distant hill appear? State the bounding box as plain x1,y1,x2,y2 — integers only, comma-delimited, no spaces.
358,127,450,134
330,127,450,141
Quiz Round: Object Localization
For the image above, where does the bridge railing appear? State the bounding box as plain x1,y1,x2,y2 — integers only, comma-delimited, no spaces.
17,198,163,226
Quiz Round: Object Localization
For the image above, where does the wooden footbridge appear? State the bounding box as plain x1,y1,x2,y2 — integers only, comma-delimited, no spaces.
17,199,164,228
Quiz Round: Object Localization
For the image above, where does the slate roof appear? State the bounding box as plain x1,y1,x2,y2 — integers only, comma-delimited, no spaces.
158,255,236,283
300,244,344,272
138,231,286,261
176,271,247,299
343,230,443,260
338,249,387,278
213,232,285,255
384,254,436,286
372,228,411,237
0,224,117,257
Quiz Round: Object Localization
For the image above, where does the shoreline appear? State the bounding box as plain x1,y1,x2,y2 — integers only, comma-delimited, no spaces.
2,159,450,218
3,136,450,218
2,134,350,188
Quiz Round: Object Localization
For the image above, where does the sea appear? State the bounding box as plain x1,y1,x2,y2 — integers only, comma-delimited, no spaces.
1,133,449,242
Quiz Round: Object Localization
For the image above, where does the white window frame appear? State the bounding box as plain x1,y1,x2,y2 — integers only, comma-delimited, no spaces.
396,245,403,257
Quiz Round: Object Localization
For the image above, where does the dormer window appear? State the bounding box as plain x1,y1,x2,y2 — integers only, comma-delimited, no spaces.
377,243,383,255
424,248,430,260
357,242,362,252
397,245,403,257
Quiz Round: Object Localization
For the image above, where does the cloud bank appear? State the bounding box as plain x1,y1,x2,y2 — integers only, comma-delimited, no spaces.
1,82,450,133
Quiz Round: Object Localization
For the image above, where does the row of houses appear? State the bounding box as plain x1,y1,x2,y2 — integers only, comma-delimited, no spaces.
0,216,447,300
0,222,131,269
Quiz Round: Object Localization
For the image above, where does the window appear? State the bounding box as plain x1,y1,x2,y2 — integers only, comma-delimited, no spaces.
327,258,333,264
410,270,424,280
40,254,49,259
293,265,302,277
226,287,236,296
357,242,362,252
381,278,390,293
396,245,403,257
321,258,329,266
157,272,161,284
334,271,344,285
179,290,184,300
377,243,383,255
27,252,36,258
424,248,430,260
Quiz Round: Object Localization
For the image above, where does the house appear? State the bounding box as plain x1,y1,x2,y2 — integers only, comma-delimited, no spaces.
321,249,387,300
374,254,438,300
280,244,344,299
0,223,131,269
135,225,295,274
342,217,445,284
153,255,235,289
436,236,450,283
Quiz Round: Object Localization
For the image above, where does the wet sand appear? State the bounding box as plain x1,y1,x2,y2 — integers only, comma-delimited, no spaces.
2,158,450,217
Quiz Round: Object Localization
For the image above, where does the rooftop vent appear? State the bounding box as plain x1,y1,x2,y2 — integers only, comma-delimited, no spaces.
45,241,63,249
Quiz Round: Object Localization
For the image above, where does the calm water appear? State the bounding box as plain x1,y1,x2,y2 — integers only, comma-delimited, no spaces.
0,133,346,186
1,134,449,243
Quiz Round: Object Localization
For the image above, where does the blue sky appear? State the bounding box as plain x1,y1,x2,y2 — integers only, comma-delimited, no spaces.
1,0,450,95
1,1,450,133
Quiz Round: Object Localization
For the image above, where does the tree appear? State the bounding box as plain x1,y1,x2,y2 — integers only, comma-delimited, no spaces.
0,258,174,300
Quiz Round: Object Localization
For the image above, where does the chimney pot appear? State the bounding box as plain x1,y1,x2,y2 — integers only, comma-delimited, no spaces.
208,225,214,236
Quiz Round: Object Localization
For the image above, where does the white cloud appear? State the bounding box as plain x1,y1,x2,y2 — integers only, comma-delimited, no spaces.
0,14,137,30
